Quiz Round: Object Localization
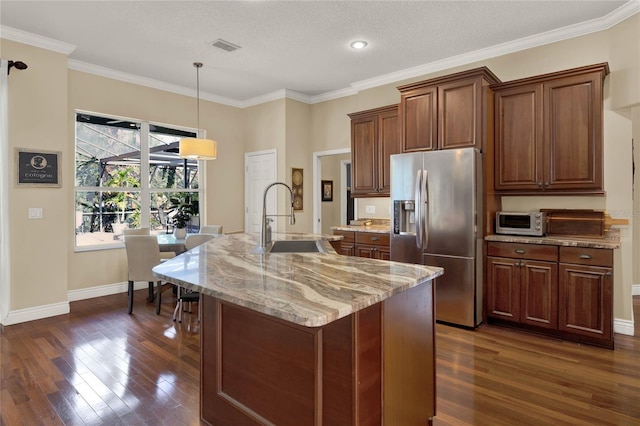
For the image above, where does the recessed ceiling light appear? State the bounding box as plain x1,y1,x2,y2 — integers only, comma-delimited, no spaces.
350,40,368,50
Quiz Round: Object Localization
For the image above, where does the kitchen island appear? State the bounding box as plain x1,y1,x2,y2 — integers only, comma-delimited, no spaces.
153,233,443,425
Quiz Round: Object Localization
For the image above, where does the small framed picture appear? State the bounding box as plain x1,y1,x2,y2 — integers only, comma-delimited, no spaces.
16,148,62,187
321,180,333,202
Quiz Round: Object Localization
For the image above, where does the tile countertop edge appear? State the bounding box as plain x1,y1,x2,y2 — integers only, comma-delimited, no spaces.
153,232,442,327
485,228,621,249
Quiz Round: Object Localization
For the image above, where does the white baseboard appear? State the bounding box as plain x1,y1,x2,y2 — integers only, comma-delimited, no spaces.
67,281,147,301
1,301,70,326
633,284,640,296
614,318,635,336
1,282,149,326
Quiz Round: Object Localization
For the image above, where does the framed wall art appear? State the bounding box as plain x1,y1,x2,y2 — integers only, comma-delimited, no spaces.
291,167,303,210
321,180,333,202
16,148,62,187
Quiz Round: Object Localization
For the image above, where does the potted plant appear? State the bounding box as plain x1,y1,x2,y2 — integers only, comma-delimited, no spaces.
167,193,198,239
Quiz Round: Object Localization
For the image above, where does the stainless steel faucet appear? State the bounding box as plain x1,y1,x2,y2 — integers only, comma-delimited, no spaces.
260,182,296,249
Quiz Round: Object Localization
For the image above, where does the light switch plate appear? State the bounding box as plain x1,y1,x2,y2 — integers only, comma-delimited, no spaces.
365,205,376,214
28,208,43,219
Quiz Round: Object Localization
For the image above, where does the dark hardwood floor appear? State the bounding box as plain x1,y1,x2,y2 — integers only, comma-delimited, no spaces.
1,290,639,425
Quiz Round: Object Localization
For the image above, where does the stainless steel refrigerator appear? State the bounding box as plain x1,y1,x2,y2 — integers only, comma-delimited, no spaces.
390,148,483,328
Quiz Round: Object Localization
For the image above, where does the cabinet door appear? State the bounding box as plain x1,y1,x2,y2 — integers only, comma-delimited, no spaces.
438,77,482,150
339,242,356,257
377,110,401,193
355,244,377,258
376,246,391,261
351,116,377,195
494,84,544,191
400,86,437,152
544,71,603,191
558,263,612,341
520,260,558,329
486,256,520,321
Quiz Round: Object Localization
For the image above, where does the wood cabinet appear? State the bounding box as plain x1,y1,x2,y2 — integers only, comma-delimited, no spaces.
331,230,356,256
397,67,500,152
492,63,609,194
333,230,390,260
558,247,613,343
486,241,613,348
349,105,400,197
487,242,558,329
355,232,390,260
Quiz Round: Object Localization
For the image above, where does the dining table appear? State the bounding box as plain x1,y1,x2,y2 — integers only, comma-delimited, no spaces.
156,233,189,254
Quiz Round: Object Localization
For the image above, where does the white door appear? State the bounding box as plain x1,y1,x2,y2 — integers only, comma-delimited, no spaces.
245,150,277,234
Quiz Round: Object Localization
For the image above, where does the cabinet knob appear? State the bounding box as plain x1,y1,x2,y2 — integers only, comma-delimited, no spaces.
371,237,379,241
514,249,526,254
579,254,592,260
606,271,612,277
537,182,543,187
544,182,549,187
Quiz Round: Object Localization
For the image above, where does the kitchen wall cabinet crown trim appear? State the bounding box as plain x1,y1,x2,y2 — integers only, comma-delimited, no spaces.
491,63,610,194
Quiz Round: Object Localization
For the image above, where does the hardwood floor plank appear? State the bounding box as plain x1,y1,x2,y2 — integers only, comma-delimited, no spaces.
1,290,638,425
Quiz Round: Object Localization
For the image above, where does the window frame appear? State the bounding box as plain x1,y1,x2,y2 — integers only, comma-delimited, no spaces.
74,111,203,252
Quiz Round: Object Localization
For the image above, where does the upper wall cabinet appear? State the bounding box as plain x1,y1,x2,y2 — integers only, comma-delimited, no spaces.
397,67,501,152
492,63,609,194
348,105,401,197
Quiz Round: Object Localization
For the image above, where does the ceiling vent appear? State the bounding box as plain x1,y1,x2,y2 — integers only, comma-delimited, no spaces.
210,39,241,52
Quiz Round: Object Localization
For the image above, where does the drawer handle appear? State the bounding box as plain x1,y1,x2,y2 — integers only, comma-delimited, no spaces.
579,254,592,260
371,237,379,241
514,249,525,254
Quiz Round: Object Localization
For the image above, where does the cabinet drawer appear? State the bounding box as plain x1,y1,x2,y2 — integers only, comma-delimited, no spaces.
487,242,558,262
356,232,390,246
333,230,355,242
559,247,613,267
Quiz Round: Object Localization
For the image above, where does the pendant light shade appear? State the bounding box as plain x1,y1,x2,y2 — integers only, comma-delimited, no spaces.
179,62,217,160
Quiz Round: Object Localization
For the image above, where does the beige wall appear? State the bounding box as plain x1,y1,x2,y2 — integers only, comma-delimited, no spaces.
4,40,70,311
2,13,638,326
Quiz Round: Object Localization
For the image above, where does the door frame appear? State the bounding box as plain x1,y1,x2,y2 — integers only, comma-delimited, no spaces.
312,148,350,234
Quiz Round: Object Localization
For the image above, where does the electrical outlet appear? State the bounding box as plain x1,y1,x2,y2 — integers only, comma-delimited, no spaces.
28,207,43,219
365,205,376,214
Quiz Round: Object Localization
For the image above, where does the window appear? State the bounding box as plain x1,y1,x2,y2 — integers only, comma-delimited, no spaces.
74,112,201,250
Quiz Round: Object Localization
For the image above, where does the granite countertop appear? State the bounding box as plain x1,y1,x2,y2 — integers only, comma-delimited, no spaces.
152,233,442,327
332,219,391,234
485,228,621,249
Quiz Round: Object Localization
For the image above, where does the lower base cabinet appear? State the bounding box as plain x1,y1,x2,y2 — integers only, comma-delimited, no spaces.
332,230,390,260
486,242,613,348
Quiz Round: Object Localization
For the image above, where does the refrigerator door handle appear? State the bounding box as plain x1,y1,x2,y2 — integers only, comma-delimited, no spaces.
423,169,429,249
414,169,422,249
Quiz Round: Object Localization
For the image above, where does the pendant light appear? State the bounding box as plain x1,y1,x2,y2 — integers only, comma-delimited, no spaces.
179,62,217,160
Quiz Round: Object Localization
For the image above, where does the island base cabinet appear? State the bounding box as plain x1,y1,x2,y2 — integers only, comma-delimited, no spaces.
200,283,435,425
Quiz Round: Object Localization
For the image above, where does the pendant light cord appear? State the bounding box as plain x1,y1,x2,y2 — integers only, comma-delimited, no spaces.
194,62,203,137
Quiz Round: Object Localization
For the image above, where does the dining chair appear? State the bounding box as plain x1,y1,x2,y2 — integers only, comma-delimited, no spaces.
185,233,216,250
200,224,223,235
123,235,163,315
123,227,150,236
172,233,216,323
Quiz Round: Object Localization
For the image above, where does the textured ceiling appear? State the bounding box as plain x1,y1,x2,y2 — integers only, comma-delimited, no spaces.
0,1,635,106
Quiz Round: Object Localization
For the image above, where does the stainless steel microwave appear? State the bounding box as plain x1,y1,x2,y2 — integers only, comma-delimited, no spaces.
495,211,547,236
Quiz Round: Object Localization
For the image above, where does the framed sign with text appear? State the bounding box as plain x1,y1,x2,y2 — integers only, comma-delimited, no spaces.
16,148,62,187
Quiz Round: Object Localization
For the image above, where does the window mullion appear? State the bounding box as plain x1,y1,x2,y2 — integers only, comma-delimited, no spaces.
140,122,151,228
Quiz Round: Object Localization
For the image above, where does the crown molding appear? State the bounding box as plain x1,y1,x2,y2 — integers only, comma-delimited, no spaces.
68,59,244,108
0,25,76,54
351,1,640,93
3,1,638,108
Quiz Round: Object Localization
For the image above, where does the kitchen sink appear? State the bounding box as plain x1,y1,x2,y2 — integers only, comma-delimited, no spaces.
268,240,322,253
